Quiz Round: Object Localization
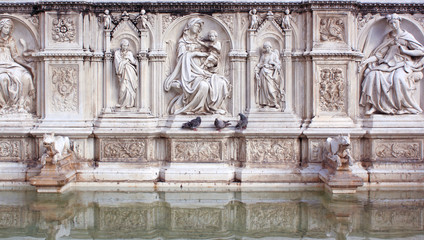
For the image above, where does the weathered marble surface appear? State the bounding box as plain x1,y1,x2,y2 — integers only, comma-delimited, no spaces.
0,0,422,187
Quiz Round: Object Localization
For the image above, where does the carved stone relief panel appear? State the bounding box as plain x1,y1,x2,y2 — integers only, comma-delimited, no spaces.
318,67,345,112
0,206,26,227
370,208,422,231
50,65,79,113
0,139,22,161
171,208,224,231
246,139,297,166
171,139,225,163
319,17,345,42
309,139,324,163
245,203,299,232
163,16,232,115
46,13,81,49
98,207,149,231
373,140,422,162
100,138,148,163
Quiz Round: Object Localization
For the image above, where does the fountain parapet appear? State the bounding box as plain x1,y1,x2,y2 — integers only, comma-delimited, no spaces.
319,135,363,193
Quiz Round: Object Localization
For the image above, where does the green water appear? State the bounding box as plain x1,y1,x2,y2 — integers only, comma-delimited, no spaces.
0,189,423,239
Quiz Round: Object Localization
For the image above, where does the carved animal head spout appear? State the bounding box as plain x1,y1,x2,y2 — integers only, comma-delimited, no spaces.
43,133,56,156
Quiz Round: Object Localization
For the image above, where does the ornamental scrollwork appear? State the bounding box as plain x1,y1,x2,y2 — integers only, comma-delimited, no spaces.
319,67,345,112
375,142,420,160
102,140,146,160
0,140,20,160
247,139,295,164
51,65,78,112
173,141,221,162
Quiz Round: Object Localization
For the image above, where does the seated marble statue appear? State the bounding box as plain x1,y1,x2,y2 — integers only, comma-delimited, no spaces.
114,39,138,108
0,18,35,113
360,14,424,115
164,18,230,115
255,41,283,109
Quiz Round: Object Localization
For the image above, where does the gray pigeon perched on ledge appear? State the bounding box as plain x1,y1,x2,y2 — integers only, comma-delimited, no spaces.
214,118,231,131
182,117,201,131
235,113,248,130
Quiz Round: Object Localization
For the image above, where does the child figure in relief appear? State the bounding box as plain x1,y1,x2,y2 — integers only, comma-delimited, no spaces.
199,30,221,73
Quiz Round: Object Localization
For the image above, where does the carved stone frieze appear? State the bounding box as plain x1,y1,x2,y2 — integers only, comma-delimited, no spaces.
52,16,77,43
371,208,421,231
319,67,345,112
172,140,223,163
319,17,344,42
0,140,21,161
101,139,147,162
99,207,148,230
171,208,223,231
246,139,296,164
0,207,23,227
246,203,299,231
374,141,421,161
50,65,78,113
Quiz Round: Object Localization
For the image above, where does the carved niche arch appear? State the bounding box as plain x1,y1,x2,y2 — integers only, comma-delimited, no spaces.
358,15,424,59
358,15,424,115
0,14,40,53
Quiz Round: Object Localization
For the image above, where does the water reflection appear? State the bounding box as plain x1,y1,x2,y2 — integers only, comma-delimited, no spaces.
0,189,423,239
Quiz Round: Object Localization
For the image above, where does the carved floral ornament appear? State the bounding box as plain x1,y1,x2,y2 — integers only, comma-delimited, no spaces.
102,139,146,160
52,17,76,42
247,139,295,164
51,65,78,113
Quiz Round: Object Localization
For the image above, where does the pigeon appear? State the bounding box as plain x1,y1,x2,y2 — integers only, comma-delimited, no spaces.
214,118,231,131
182,117,201,131
235,113,248,130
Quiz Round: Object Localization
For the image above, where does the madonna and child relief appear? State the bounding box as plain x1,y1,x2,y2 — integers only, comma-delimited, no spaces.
164,17,231,115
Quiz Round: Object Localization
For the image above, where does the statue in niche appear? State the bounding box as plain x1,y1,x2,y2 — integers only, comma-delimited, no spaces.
360,14,424,115
137,9,148,29
281,8,292,30
0,18,35,114
255,41,283,109
114,39,138,108
249,9,259,30
164,18,230,115
102,9,112,30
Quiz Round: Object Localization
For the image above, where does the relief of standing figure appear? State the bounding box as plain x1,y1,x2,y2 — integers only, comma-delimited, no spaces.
114,39,138,108
255,41,283,109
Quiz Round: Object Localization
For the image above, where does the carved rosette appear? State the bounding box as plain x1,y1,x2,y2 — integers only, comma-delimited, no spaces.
50,65,78,113
171,208,223,231
172,140,223,163
246,139,296,165
374,141,421,161
319,67,345,112
0,140,21,161
319,17,344,42
52,17,76,43
101,139,147,162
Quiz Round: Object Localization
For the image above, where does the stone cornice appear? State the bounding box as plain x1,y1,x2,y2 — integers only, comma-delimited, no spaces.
0,1,422,14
